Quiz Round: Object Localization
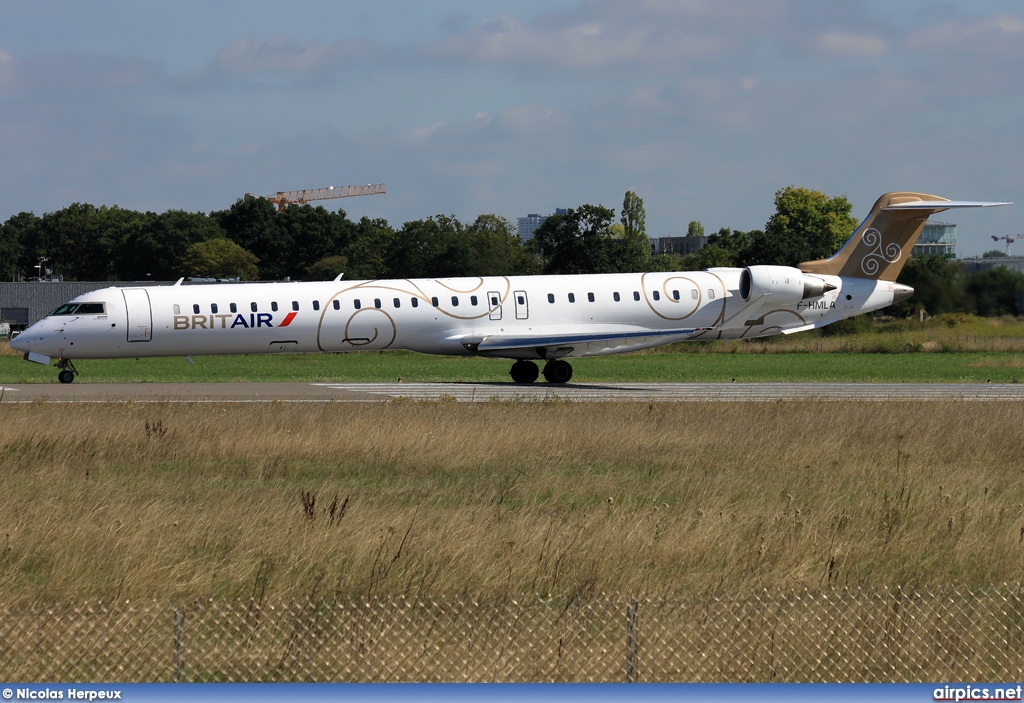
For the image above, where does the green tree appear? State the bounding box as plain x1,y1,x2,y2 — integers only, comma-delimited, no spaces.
464,214,540,275
686,220,705,238
35,204,149,280
983,249,1007,258
343,217,396,279
214,197,288,280
893,255,965,317
390,215,470,278
965,266,1024,316
277,205,353,279
120,210,223,280
1,212,37,280
616,191,651,272
182,238,259,280
745,187,858,267
305,255,348,281
532,204,617,274
678,227,759,270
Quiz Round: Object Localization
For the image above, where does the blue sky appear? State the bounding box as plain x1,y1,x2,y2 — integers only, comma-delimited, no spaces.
1,0,1022,256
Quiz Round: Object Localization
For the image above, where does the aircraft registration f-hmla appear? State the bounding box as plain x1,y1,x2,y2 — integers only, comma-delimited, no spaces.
11,192,1010,384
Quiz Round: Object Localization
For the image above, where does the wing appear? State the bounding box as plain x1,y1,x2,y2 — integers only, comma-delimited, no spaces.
461,327,713,355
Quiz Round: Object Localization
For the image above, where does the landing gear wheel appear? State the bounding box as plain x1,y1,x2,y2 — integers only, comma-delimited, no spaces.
56,358,78,384
543,359,573,384
510,360,539,384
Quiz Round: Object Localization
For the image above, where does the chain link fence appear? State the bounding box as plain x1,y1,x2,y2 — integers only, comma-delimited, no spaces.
3,589,1024,682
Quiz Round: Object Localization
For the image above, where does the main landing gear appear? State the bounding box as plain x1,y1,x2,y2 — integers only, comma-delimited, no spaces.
56,358,78,384
509,359,574,385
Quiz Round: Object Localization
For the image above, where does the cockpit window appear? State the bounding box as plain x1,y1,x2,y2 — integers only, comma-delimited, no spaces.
50,302,105,316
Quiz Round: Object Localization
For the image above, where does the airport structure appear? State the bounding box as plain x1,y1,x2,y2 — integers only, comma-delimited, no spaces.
516,209,567,240
649,236,707,258
2,281,184,330
960,256,1024,275
911,221,957,257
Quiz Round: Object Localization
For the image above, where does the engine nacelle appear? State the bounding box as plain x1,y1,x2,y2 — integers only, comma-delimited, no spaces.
739,265,831,303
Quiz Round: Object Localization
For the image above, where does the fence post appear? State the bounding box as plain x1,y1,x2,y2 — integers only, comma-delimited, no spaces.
173,606,186,683
626,597,639,683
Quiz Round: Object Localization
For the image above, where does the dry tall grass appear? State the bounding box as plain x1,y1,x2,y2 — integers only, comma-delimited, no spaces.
2,400,1023,604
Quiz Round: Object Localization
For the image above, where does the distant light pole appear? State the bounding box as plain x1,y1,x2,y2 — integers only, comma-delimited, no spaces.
35,256,49,280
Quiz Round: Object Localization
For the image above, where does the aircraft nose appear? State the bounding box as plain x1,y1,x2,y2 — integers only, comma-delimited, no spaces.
9,331,29,352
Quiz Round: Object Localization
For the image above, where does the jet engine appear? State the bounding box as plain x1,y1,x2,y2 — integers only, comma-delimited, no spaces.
738,265,833,303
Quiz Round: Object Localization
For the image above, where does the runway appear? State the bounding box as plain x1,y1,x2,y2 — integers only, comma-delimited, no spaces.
3,381,1024,403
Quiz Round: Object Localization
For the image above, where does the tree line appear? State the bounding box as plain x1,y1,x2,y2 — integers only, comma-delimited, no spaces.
2,186,1020,317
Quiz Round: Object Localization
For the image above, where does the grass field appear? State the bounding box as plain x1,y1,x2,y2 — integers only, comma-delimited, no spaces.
5,314,1024,384
2,400,1023,604
3,348,1024,384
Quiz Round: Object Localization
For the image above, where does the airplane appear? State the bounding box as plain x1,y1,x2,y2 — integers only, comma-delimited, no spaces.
11,192,1009,384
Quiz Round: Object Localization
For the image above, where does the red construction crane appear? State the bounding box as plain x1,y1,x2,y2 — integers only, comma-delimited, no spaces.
245,183,386,212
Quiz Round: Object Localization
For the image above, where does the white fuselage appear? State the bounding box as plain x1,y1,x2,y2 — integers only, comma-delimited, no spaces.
13,270,898,362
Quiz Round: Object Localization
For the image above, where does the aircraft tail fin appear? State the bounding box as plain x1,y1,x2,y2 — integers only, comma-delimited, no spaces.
799,192,1009,281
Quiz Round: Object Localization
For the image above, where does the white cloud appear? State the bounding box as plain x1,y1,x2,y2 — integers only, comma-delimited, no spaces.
427,5,750,72
0,49,16,91
905,13,1024,58
214,36,374,77
812,31,888,57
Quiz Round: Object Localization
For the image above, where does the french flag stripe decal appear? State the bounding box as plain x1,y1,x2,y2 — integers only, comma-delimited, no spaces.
279,312,297,327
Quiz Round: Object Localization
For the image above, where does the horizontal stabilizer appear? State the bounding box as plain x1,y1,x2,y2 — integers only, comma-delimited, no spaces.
885,200,1010,210
801,192,1012,282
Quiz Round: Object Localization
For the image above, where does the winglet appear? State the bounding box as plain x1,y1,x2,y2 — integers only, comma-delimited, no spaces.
800,192,1010,281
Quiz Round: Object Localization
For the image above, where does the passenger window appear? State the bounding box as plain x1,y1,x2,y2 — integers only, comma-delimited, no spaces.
587,292,595,302
490,296,499,306
548,293,555,303
173,304,180,315
613,292,620,302
374,298,382,309
470,295,478,306
568,293,576,303
672,290,680,301
393,298,400,308
271,302,278,312
354,299,361,309
211,303,218,314
313,300,320,311
691,290,698,300
653,291,660,301
432,296,439,307
292,301,299,312
451,296,459,307
411,298,419,308
333,300,340,310
251,302,258,312
230,303,238,313
193,304,200,314
517,295,525,305
709,290,716,299
633,291,640,301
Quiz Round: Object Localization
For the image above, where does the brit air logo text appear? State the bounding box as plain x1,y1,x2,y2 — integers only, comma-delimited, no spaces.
173,312,297,330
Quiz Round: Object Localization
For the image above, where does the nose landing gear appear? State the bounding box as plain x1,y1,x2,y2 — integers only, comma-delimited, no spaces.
56,358,78,384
